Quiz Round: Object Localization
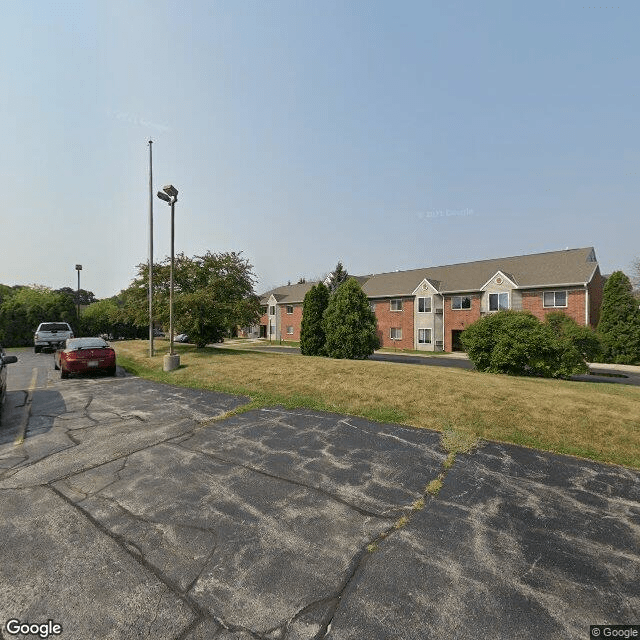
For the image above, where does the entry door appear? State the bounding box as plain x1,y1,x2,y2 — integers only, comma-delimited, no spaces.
451,330,464,352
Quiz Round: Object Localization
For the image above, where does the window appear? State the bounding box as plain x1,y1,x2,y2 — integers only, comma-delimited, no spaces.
370,302,376,312
451,296,471,310
286,326,294,335
269,305,276,315
286,305,294,314
269,325,275,335
418,297,432,313
418,328,432,344
489,292,509,311
390,328,402,340
543,291,567,308
390,299,403,311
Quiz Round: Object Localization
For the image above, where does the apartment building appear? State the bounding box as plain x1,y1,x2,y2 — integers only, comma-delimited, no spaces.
253,247,604,352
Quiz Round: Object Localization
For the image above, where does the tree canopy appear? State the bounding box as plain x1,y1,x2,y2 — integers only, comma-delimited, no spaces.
0,286,76,346
327,262,349,294
121,250,261,348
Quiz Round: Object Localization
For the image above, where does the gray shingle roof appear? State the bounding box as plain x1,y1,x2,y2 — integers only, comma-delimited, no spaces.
260,282,317,304
362,247,599,297
261,248,599,301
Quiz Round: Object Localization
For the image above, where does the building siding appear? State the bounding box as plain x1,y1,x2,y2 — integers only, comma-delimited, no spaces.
521,288,587,325
281,304,303,341
374,298,415,349
443,294,481,352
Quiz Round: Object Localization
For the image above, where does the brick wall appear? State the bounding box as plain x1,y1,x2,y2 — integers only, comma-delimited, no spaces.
521,288,587,325
281,304,303,341
374,298,415,349
443,294,481,351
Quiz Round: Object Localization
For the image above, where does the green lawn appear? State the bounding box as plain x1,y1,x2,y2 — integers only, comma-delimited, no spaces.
115,340,640,469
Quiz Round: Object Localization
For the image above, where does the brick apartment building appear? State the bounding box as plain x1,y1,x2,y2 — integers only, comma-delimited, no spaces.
252,247,604,352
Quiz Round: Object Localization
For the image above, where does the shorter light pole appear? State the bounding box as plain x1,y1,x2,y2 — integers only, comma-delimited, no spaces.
75,264,82,323
157,185,180,372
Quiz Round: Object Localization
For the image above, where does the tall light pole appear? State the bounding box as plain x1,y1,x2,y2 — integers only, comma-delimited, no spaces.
157,184,179,371
148,140,154,357
75,264,82,324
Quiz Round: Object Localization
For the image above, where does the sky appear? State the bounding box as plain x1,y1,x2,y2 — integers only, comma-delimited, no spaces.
1,0,638,299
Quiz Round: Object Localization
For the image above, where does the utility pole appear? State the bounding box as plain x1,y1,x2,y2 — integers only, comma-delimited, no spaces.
148,140,154,357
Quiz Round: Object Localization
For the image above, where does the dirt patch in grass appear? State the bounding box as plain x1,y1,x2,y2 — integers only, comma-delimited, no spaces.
115,341,640,469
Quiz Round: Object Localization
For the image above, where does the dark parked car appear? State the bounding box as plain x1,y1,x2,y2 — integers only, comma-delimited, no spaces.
55,337,116,379
1,346,18,417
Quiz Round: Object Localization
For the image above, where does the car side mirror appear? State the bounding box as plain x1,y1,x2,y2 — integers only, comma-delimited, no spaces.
2,355,18,365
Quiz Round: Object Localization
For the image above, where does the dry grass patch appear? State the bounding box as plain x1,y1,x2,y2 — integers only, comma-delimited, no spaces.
115,341,640,468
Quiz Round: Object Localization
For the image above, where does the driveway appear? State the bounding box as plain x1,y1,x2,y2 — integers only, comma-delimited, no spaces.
0,349,638,639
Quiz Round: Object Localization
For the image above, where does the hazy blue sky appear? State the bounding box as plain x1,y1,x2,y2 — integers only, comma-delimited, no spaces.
1,1,638,298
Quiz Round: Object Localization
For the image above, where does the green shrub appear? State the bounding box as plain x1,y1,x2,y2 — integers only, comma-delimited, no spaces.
462,310,599,378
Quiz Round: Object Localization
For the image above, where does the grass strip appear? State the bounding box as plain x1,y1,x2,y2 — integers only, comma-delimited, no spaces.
115,341,640,469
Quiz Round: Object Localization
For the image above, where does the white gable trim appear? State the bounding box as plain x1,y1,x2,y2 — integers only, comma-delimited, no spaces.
480,270,518,291
411,279,439,296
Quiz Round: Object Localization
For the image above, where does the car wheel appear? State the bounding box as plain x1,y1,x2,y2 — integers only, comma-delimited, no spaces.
34,346,40,353
107,366,116,377
61,369,69,379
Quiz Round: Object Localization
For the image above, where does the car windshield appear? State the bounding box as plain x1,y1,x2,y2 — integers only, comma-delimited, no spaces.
65,338,109,350
39,323,70,331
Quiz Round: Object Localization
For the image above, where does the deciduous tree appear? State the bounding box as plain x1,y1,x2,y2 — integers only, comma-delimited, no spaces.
122,251,261,348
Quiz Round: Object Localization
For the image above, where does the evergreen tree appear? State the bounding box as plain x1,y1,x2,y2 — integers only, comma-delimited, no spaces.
327,261,349,294
300,282,329,356
323,279,380,359
597,271,640,364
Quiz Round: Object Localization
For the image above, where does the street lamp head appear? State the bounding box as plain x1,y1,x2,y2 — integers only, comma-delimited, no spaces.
162,184,178,199
75,264,82,271
157,190,172,203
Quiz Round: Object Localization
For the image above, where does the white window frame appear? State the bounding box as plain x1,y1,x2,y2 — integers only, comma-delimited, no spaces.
418,328,432,344
418,296,432,313
543,291,568,308
390,327,402,340
390,299,403,311
488,292,509,311
451,296,472,310
286,305,294,314
286,326,294,335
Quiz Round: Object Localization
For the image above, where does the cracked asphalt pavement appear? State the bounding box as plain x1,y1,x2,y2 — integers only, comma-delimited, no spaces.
0,349,638,639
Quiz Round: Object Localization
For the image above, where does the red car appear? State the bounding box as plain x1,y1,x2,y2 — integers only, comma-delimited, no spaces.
55,337,116,378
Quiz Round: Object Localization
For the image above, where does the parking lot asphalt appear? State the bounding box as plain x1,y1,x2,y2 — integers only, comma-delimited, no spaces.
0,349,638,639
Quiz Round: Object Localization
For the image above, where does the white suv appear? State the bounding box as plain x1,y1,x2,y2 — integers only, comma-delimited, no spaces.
34,322,74,353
